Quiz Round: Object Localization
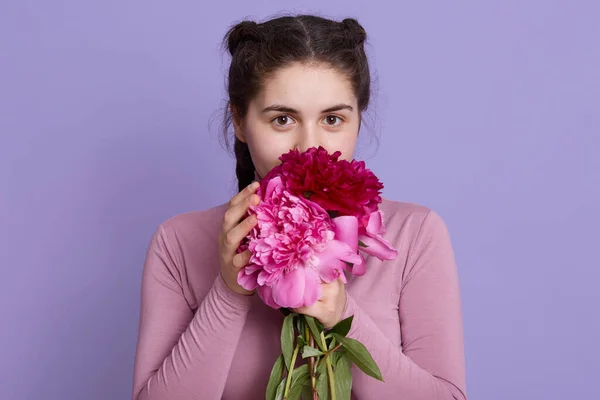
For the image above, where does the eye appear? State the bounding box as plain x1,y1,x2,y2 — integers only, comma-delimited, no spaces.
323,115,343,126
272,115,295,127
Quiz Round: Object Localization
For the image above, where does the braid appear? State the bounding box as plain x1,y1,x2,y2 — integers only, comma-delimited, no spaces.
234,137,256,192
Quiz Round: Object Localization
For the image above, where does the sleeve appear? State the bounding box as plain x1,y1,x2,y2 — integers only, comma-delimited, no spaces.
340,210,467,400
132,225,253,400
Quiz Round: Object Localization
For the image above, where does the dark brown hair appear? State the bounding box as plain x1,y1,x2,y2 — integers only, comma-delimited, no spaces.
221,14,372,192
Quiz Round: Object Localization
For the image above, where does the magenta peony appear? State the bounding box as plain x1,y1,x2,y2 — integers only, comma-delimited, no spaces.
261,147,384,231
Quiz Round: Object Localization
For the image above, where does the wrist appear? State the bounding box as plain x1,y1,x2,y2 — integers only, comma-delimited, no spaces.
212,274,254,312
220,272,254,296
325,289,347,329
339,291,360,338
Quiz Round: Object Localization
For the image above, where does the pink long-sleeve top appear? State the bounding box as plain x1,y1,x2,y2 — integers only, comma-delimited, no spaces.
132,199,467,400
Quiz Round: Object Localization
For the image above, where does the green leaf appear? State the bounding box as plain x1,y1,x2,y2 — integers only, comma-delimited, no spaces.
291,364,310,383
304,316,325,351
281,314,295,371
316,357,327,377
300,381,313,400
316,366,330,400
302,345,325,359
274,377,287,400
329,350,342,366
288,364,310,400
328,316,354,338
334,353,352,400
315,318,325,331
332,334,383,381
358,240,368,248
266,355,284,400
328,337,337,351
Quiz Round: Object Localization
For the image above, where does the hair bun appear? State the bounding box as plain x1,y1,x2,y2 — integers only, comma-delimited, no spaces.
341,18,367,46
226,20,262,56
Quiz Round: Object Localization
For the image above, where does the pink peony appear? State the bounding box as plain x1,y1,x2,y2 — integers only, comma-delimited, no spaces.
238,176,362,309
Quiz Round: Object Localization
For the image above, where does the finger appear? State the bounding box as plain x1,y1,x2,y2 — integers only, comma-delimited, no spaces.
223,214,258,253
317,278,343,302
232,249,253,270
223,193,260,233
229,181,260,207
295,307,321,322
292,305,316,315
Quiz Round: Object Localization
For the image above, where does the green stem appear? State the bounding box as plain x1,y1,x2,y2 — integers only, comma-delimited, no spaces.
283,344,300,399
329,343,342,354
315,343,342,372
320,331,336,400
307,327,317,400
304,321,310,343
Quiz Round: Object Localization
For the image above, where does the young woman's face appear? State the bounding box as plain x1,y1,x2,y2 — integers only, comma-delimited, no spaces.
234,62,361,179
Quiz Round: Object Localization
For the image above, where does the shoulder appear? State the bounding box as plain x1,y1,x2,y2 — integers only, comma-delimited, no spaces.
379,197,452,254
380,197,447,232
380,197,431,221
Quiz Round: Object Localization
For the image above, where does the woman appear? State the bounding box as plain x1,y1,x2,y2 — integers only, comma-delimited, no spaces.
132,14,466,400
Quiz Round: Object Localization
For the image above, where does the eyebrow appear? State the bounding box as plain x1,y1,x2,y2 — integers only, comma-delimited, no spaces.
261,103,354,114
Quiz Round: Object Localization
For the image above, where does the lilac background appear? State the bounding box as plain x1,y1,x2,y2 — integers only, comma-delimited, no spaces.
1,1,598,399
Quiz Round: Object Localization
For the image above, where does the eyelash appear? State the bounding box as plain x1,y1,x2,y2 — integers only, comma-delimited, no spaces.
271,115,344,127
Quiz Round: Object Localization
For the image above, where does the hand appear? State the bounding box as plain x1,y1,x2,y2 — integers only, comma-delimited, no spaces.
293,278,347,329
218,181,260,296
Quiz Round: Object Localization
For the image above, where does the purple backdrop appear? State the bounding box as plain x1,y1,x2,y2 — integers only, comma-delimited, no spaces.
1,1,598,399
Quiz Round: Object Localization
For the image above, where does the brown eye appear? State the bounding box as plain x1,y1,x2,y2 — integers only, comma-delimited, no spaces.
323,115,342,126
274,115,291,126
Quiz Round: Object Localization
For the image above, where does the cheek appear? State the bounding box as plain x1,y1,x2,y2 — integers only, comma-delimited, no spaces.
245,128,291,175
326,130,358,161
340,139,357,160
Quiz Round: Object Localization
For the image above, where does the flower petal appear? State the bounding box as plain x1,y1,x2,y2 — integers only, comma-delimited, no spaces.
264,176,284,199
358,234,398,260
350,254,367,276
237,267,259,290
332,216,359,252
318,259,346,283
271,268,305,308
302,267,322,307
319,240,361,266
303,197,329,216
315,240,362,282
365,210,386,236
257,285,280,309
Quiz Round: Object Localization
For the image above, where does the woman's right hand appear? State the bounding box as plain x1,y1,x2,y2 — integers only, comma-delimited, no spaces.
218,181,261,296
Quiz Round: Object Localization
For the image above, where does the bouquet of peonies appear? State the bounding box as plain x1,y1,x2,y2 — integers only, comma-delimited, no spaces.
237,147,398,400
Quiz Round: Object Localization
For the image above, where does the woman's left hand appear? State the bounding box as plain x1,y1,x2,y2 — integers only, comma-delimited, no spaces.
293,278,347,329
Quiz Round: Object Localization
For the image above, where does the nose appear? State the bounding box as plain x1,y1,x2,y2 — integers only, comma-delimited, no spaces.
295,125,320,152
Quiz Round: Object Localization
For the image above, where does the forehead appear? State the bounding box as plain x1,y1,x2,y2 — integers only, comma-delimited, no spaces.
256,62,357,110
